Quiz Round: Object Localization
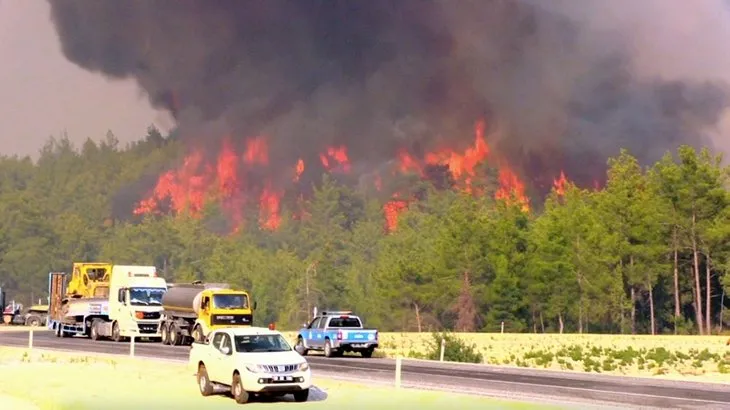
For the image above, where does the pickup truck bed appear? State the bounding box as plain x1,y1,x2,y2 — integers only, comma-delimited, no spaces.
296,313,379,358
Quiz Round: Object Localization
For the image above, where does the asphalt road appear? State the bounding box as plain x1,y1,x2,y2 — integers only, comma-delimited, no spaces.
2,330,729,409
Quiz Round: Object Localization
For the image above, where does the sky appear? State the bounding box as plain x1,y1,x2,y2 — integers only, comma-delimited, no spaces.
0,0,173,159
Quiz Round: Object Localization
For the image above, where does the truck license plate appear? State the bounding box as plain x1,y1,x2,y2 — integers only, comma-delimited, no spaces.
352,343,368,348
273,376,293,382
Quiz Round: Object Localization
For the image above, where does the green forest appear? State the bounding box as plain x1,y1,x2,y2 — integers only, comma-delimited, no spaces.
0,127,729,336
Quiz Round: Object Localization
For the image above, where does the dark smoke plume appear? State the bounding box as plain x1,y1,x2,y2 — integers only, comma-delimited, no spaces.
46,0,730,194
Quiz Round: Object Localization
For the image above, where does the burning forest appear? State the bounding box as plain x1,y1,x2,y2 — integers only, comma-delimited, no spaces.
132,119,531,233
46,0,730,234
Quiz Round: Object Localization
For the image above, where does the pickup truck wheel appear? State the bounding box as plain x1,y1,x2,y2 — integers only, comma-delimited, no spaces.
293,388,309,402
197,364,214,396
232,373,250,404
361,348,373,358
296,337,308,356
324,340,334,358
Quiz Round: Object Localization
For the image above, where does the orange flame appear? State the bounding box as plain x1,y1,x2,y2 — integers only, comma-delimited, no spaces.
259,182,281,230
294,159,305,182
553,171,568,196
133,118,562,234
383,193,410,233
319,145,351,173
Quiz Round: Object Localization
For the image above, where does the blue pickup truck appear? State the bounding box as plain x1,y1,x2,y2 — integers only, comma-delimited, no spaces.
295,311,378,358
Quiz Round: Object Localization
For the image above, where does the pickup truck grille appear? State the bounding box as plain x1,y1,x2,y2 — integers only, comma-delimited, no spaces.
210,314,252,326
261,364,298,373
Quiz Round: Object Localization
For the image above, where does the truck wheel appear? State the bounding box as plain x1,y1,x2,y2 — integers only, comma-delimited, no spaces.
169,325,181,346
296,337,309,356
293,388,309,402
90,320,101,341
25,316,41,327
197,364,214,396
112,322,123,342
324,340,334,358
361,348,373,358
54,324,61,338
160,323,169,345
231,373,250,404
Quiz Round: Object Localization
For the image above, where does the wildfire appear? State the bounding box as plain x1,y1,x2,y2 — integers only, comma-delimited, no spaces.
294,159,305,182
319,145,351,173
384,120,530,231
383,194,410,233
132,118,554,234
553,171,568,196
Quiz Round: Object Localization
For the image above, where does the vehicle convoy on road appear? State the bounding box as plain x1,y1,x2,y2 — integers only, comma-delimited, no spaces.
160,281,255,346
48,263,167,342
295,310,379,358
190,326,311,404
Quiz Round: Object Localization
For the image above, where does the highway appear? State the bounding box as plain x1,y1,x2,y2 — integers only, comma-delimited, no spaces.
1,330,729,409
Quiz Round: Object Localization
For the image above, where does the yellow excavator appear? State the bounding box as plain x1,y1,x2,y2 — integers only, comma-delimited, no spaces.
65,263,112,298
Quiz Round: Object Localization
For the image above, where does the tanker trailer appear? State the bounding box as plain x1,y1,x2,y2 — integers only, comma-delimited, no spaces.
159,281,254,346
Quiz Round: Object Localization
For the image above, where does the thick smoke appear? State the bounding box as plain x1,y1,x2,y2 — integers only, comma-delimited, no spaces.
46,0,730,194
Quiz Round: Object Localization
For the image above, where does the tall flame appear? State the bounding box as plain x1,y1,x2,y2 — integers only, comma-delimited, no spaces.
133,118,557,234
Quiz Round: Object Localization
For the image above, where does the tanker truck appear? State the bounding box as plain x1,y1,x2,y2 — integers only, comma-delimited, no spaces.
159,281,255,346
48,263,167,342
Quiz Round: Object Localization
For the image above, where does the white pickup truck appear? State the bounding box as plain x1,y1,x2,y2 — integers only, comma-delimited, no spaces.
189,326,312,404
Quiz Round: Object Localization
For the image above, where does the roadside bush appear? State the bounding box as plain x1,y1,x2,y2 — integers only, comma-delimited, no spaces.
425,332,483,364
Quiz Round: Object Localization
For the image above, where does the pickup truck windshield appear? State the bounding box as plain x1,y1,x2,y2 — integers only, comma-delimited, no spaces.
234,334,291,353
327,317,362,328
129,287,165,306
213,294,249,310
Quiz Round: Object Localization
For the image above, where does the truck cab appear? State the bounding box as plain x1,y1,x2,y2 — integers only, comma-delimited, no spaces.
92,265,167,342
295,310,378,358
161,282,254,346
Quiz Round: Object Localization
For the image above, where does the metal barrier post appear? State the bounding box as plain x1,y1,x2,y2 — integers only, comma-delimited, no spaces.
28,329,33,349
395,356,402,389
129,329,136,357
439,338,445,362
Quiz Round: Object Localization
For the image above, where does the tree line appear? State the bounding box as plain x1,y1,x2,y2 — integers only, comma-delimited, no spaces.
0,126,728,335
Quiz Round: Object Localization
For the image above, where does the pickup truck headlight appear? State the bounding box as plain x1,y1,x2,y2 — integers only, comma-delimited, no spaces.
299,362,309,371
245,364,264,373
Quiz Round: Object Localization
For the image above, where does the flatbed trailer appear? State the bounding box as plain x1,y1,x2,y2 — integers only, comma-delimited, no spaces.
47,271,110,338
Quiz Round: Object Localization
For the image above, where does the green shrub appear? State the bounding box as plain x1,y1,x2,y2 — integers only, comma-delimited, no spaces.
425,332,483,364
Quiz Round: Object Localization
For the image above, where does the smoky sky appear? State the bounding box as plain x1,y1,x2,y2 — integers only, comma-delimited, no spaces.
46,0,730,193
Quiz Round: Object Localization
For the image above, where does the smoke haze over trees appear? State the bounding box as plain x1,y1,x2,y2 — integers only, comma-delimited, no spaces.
46,0,730,192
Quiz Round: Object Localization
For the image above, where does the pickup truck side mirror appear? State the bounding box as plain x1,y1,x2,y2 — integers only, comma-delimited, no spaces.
220,346,231,355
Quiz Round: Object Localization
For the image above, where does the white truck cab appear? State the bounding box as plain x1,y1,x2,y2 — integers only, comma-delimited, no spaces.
189,327,312,404
90,265,167,342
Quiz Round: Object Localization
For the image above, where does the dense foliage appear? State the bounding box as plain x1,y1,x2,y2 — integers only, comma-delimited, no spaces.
0,127,728,335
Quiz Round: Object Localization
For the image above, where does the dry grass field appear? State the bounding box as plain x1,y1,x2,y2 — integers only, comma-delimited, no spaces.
282,331,730,383
0,347,554,410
